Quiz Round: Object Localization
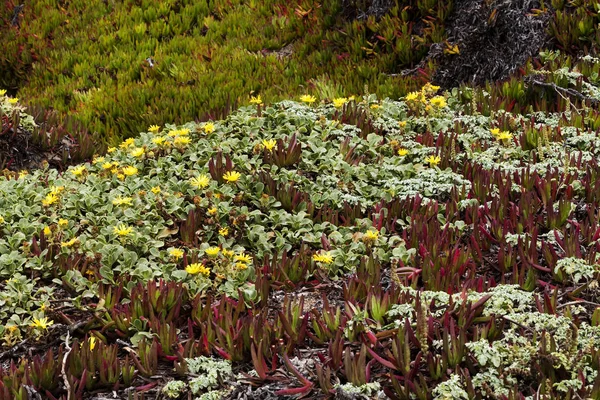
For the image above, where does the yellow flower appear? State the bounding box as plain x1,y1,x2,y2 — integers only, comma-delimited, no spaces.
151,186,161,194
130,147,145,158
235,262,248,270
219,227,229,237
332,97,347,108
148,125,161,133
348,95,356,102
8,98,18,105
152,136,167,146
0,90,6,96
250,95,263,105
120,138,135,148
222,249,234,258
425,155,441,166
398,121,408,128
186,263,210,276
489,128,500,137
0,216,4,224
234,253,252,264
50,186,65,195
113,223,133,237
208,207,218,215
190,174,211,189
43,226,51,236
262,139,277,152
398,148,410,156
117,173,125,181
92,156,105,164
122,166,138,176
422,83,440,94
430,96,447,108
112,196,133,207
18,170,28,178
169,248,184,260
42,193,59,207
107,147,116,153
88,336,97,351
312,251,333,264
204,122,215,134
370,103,380,110
71,165,86,177
405,92,421,102
61,237,79,248
496,131,513,141
300,94,316,104
363,230,379,243
102,162,116,170
174,136,191,147
223,171,241,183
58,219,69,228
205,247,220,258
31,317,53,330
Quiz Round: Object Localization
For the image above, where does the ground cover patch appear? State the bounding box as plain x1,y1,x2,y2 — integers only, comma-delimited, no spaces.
0,70,599,398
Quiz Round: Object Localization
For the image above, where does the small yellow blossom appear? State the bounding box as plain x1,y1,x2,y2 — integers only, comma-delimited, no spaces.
204,122,215,134
18,170,28,178
31,317,53,330
169,248,184,260
422,83,440,94
425,155,441,166
235,262,248,270
112,196,133,207
250,95,263,105
42,193,59,207
205,247,220,258
58,219,69,228
300,94,316,104
152,136,167,146
130,147,145,158
190,174,211,189
8,98,18,105
174,136,191,147
122,166,138,176
490,128,500,137
332,97,347,108
120,138,135,148
0,216,4,224
50,186,65,195
88,336,97,351
219,227,229,237
405,92,421,102
398,121,407,128
496,131,513,141
61,237,79,248
107,147,116,153
430,96,447,108
148,125,161,133
186,263,210,276
208,207,218,215
102,162,116,170
117,173,125,180
222,249,234,258
113,223,133,237
92,156,105,164
363,230,379,243
151,186,161,194
43,226,51,236
71,165,86,177
223,171,241,183
262,139,277,152
397,148,409,156
234,253,252,264
0,90,6,96
370,103,380,110
312,251,333,264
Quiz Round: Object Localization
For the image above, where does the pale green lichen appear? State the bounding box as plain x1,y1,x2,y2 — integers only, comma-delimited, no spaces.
162,380,187,398
186,356,232,394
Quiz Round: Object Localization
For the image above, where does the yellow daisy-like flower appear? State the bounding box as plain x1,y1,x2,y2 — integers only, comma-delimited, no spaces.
61,237,79,248
8,98,18,105
42,193,59,207
234,253,252,264
370,103,380,110
49,186,65,196
30,317,53,330
107,147,116,153
425,155,441,166
58,219,69,228
117,173,125,181
71,165,86,177
148,125,161,133
186,263,210,276
496,131,513,141
208,207,218,215
489,128,500,137
174,136,191,148
122,166,138,176
312,251,333,264
405,92,421,102
169,248,184,260
205,247,220,258
222,249,234,258
43,226,51,236
190,174,211,189
262,139,277,152
363,230,379,243
422,83,440,94
120,138,135,148
0,216,4,224
102,162,116,170
112,196,133,207
130,147,145,158
430,96,447,108
235,262,248,270
0,90,6,96
223,171,241,183
219,227,229,237
204,122,215,134
88,336,97,351
300,94,316,104
152,136,167,146
113,223,133,237
398,120,408,128
332,97,347,108
397,148,409,156
151,186,161,194
92,156,105,164
250,95,263,105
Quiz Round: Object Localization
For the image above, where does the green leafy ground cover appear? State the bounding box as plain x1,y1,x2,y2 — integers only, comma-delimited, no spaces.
1,55,600,397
